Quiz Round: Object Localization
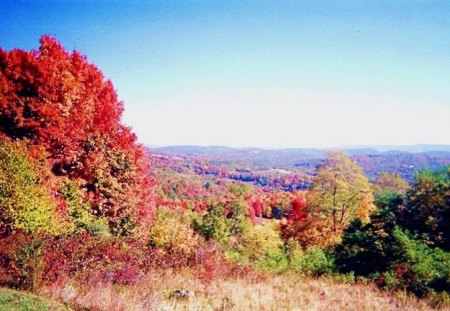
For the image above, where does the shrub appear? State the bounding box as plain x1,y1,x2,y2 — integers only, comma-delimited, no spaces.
61,182,109,236
228,198,252,236
195,203,230,245
285,238,303,264
41,233,145,285
290,246,334,276
380,270,401,291
392,228,450,296
334,207,400,276
237,222,287,271
0,141,60,236
0,232,45,290
148,207,203,266
194,241,237,284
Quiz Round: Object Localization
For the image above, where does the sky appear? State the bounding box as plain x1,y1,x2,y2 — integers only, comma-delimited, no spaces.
1,0,450,148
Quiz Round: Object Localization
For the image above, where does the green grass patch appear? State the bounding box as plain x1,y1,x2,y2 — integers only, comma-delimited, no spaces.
0,287,72,311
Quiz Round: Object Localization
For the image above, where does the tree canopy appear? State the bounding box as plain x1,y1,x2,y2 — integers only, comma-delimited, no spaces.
375,172,410,195
403,167,450,250
306,150,375,242
0,36,154,236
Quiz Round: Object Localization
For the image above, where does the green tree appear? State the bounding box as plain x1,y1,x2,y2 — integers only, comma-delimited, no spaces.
403,167,450,250
392,228,450,295
306,150,374,240
229,198,252,236
334,205,400,276
195,202,230,244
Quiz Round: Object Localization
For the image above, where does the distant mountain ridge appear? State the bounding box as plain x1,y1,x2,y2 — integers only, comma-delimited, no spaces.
153,144,450,156
150,145,450,182
339,144,450,153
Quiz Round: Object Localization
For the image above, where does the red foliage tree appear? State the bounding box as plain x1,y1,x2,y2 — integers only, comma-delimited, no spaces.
290,196,307,222
246,195,263,218
252,198,263,217
280,192,311,244
0,36,154,236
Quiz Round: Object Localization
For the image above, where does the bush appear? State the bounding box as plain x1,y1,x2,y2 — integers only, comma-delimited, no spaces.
237,222,287,271
392,228,450,296
337,222,450,296
61,182,109,236
193,241,255,284
148,207,203,266
228,198,252,236
0,232,45,290
195,203,230,245
0,141,60,236
290,246,334,276
41,233,145,285
380,270,401,291
334,207,400,276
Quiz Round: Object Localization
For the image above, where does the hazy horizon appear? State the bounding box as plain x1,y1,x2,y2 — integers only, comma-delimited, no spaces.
150,143,450,152
2,1,450,148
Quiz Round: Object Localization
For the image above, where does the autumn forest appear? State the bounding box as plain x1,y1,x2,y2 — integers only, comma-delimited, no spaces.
0,35,448,310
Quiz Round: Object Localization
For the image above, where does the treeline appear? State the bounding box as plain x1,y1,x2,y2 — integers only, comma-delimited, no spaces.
151,153,313,191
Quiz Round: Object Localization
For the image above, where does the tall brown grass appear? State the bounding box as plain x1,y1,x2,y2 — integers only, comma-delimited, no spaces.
38,269,435,311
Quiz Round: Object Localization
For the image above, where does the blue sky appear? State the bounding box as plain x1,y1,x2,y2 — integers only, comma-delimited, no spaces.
1,1,449,148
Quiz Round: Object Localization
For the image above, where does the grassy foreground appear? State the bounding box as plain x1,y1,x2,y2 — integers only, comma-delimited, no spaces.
35,270,434,311
0,287,72,311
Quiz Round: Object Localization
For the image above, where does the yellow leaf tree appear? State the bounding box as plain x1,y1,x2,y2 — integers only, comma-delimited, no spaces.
374,172,410,195
306,150,374,244
0,141,60,235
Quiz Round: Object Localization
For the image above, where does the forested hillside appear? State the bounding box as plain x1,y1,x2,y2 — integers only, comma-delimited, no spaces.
153,145,450,182
0,37,449,310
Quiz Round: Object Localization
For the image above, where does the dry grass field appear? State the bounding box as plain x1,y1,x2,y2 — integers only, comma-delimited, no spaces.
38,269,435,311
